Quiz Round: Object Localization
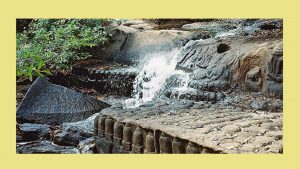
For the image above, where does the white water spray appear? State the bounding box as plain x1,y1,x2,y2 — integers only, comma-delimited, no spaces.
124,50,190,108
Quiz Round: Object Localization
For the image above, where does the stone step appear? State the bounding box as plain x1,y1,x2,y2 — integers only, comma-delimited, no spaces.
68,66,139,97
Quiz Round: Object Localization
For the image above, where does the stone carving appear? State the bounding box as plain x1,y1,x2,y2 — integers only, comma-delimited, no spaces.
132,127,143,153
172,137,185,154
93,115,232,154
97,116,106,138
245,66,262,92
104,118,114,141
144,131,155,153
64,67,138,97
166,89,218,102
93,114,99,136
122,123,132,152
266,46,283,98
196,81,229,92
268,50,283,83
186,142,199,153
178,40,215,70
113,122,124,146
159,132,172,153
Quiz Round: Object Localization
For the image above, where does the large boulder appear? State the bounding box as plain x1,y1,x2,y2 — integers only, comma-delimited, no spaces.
17,77,110,125
99,26,210,65
114,30,193,64
53,127,93,147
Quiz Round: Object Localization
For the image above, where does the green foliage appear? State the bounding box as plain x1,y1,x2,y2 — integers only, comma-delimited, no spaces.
16,19,111,80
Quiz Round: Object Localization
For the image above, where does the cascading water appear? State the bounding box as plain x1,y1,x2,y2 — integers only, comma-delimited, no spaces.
124,50,190,108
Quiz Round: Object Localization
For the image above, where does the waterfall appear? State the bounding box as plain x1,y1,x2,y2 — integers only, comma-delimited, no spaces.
124,49,190,108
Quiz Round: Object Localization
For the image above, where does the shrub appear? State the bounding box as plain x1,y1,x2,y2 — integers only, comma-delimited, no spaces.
16,19,111,81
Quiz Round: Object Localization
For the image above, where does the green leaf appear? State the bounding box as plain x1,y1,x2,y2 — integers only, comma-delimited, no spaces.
29,74,33,81
17,19,110,80
36,71,44,77
41,69,52,75
37,60,45,70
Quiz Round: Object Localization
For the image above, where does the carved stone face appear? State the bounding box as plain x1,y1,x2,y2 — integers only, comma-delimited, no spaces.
245,66,262,92
268,49,283,83
177,42,214,70
265,46,283,98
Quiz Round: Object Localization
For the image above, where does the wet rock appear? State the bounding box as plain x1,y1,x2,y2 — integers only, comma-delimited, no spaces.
53,127,93,147
77,137,95,154
266,100,283,112
70,68,138,97
249,100,267,111
189,80,230,92
17,135,23,142
170,99,195,109
191,101,211,109
266,81,283,99
129,23,153,31
62,113,99,134
258,20,283,30
216,92,226,101
17,77,110,125
51,115,97,148
117,25,139,33
176,38,240,84
17,123,50,142
17,141,79,154
243,26,260,36
122,20,147,27
181,22,236,33
243,19,282,35
101,27,195,63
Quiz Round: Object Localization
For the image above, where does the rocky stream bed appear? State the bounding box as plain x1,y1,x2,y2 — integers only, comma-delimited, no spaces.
16,19,283,154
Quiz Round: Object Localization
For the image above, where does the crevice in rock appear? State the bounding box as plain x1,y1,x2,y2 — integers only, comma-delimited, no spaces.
217,43,230,53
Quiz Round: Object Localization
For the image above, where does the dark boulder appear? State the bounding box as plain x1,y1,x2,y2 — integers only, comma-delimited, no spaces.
17,77,110,125
53,127,93,147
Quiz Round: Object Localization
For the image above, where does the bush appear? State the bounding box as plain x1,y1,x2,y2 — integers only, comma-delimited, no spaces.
16,19,111,81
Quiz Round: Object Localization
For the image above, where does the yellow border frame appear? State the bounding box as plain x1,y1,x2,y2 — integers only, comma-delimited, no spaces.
1,0,299,168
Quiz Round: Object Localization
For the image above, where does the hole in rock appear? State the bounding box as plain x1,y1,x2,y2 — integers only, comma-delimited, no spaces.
217,43,230,53
260,24,278,30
